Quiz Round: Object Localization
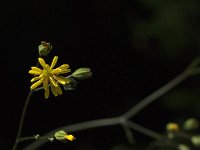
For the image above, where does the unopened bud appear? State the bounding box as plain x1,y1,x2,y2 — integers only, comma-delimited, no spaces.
191,136,200,147
72,68,92,80
178,144,190,150
184,118,199,131
38,41,52,56
54,130,75,142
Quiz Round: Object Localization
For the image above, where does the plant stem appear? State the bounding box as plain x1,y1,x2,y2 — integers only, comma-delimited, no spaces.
22,118,164,150
23,58,199,149
121,70,189,119
126,120,164,140
12,90,33,150
23,117,120,150
23,70,189,149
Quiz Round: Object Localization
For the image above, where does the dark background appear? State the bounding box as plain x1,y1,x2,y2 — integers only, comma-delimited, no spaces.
0,0,200,149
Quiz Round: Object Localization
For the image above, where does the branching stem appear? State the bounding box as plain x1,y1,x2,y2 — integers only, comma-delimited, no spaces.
18,57,200,150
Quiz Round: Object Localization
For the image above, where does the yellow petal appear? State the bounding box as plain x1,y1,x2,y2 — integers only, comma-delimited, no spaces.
51,68,62,74
50,56,58,69
31,76,40,82
55,86,62,95
31,67,42,73
60,69,71,74
59,64,69,69
38,58,46,68
50,84,58,96
44,88,50,99
29,70,41,75
58,76,70,83
53,75,66,85
31,74,45,82
49,76,58,87
65,135,75,141
58,64,71,74
30,78,44,89
43,78,49,90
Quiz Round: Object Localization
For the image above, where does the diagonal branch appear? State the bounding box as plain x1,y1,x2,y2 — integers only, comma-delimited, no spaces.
126,120,165,140
23,117,119,150
121,123,135,144
121,69,189,119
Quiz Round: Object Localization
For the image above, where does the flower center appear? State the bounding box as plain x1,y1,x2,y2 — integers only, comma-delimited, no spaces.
43,64,53,76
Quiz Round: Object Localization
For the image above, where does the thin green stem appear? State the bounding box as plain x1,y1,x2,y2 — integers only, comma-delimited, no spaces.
121,57,200,120
121,70,189,119
23,117,120,150
12,56,42,150
17,136,50,143
12,90,33,150
22,118,164,150
121,123,135,144
126,120,165,140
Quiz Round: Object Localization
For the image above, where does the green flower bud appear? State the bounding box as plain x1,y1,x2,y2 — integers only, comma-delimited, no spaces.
54,130,75,141
183,118,199,131
191,136,200,147
178,144,190,150
54,130,67,141
38,41,52,56
71,68,92,80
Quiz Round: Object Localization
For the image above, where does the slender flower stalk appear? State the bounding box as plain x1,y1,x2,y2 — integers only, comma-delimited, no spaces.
12,91,33,150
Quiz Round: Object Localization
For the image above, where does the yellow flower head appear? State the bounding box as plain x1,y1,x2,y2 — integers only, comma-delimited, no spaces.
29,56,71,99
64,134,76,141
166,122,179,132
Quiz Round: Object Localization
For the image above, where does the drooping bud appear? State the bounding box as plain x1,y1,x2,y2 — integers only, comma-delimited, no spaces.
38,41,52,56
71,68,92,80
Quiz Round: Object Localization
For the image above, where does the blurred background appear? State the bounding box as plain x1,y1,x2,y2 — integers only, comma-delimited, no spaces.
0,0,200,149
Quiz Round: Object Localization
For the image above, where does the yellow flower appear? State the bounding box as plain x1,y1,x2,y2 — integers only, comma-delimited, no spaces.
64,134,76,141
29,56,71,99
166,122,179,132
